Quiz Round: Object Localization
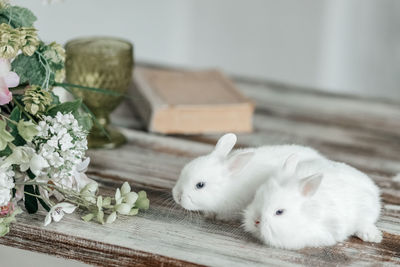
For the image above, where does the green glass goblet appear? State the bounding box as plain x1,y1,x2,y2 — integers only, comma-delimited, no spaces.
65,37,133,149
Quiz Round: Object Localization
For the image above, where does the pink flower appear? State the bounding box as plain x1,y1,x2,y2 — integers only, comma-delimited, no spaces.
0,202,14,216
0,58,20,105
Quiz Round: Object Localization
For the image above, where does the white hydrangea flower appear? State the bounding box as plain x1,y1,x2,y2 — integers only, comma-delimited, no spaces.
0,157,15,207
33,112,89,190
4,145,49,176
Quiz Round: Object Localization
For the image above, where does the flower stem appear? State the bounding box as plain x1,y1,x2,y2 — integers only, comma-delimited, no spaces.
23,191,49,202
17,181,99,210
12,98,36,123
55,82,128,97
0,114,17,125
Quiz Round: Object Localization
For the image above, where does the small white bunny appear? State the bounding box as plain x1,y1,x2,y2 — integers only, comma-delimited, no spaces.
172,133,324,221
243,155,382,249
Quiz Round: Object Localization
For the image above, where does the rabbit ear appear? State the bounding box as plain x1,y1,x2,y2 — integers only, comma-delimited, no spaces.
213,133,237,159
299,173,323,197
226,151,255,176
282,153,299,175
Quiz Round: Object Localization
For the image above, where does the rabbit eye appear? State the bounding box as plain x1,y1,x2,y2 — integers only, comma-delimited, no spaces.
196,182,205,189
275,209,285,216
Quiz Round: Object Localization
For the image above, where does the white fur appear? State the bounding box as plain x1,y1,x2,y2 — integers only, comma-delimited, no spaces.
393,173,400,183
243,156,382,249
172,133,324,221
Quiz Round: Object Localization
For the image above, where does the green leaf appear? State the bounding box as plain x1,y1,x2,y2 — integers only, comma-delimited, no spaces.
24,185,38,214
50,91,61,105
11,53,49,86
39,43,64,71
73,112,92,132
46,99,82,116
135,191,150,210
11,134,25,147
105,212,117,224
27,169,36,180
82,213,95,222
137,191,147,199
135,190,150,210
96,196,103,210
12,96,36,123
129,208,139,216
0,145,12,157
35,186,50,212
0,207,23,236
9,106,21,123
0,224,9,237
8,106,27,146
17,120,38,142
135,198,149,210
0,5,37,28
0,120,14,151
102,197,111,207
0,15,9,25
96,210,104,224
37,197,50,212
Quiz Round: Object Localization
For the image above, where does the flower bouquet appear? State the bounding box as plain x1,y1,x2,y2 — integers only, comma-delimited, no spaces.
0,0,149,236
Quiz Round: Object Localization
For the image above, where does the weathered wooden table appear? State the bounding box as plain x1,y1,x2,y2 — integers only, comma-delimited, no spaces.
1,66,400,266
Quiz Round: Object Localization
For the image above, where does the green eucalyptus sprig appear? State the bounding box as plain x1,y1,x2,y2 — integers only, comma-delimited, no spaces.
81,182,149,224
16,180,150,226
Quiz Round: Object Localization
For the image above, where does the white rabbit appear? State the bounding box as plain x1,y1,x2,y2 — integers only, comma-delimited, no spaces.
243,155,382,249
172,133,324,221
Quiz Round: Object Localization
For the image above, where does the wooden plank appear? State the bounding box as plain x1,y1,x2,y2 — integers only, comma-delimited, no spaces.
108,69,400,265
165,78,400,178
2,129,397,266
1,65,399,266
87,128,400,205
88,131,400,266
117,69,400,175
117,71,400,199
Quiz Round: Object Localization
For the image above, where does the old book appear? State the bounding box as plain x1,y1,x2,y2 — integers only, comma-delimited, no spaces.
129,67,254,134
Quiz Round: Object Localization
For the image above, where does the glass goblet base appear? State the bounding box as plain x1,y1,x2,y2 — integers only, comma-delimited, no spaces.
88,126,126,149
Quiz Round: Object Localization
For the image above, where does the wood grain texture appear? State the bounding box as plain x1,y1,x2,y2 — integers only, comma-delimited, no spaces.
1,66,400,266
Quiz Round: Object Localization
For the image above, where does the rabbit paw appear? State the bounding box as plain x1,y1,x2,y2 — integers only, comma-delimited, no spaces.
203,212,237,222
356,225,382,243
215,213,233,222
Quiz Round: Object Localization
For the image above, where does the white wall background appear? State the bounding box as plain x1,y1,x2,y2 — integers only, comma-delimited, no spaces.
12,0,400,100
